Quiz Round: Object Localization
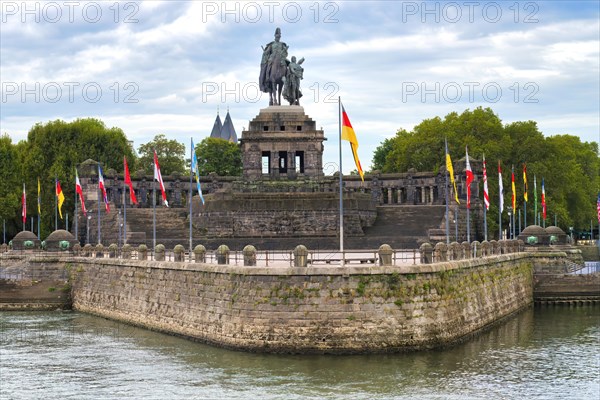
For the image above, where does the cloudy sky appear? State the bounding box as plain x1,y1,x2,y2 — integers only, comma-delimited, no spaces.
1,1,598,173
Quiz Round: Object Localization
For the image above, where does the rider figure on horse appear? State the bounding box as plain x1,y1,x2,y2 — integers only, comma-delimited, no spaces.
259,28,289,106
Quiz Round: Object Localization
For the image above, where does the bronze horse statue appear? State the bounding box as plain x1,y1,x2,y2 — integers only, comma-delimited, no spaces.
259,28,289,106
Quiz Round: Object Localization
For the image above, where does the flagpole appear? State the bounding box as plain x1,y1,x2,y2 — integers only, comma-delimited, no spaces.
75,173,78,242
23,183,26,232
97,166,101,245
498,161,502,240
524,201,527,228
153,151,157,252
338,97,344,264
123,161,127,246
444,138,450,244
55,176,58,231
189,138,194,259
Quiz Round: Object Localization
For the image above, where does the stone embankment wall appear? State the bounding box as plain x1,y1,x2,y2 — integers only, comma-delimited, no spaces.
0,253,71,310
70,254,534,353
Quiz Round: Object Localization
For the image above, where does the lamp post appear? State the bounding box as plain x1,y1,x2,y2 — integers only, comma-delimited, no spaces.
569,227,574,244
455,205,459,242
118,209,122,248
86,213,92,245
507,207,513,239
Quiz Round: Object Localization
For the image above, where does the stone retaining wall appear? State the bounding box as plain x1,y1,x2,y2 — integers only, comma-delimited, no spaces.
70,254,534,353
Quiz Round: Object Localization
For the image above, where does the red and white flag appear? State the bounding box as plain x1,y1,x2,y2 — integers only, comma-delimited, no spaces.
154,150,169,207
541,178,546,220
465,146,474,209
22,183,26,224
124,156,138,205
98,164,110,213
75,169,87,216
482,154,490,210
498,161,504,213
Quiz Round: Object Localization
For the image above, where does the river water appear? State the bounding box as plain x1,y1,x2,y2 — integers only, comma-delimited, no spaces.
1,306,598,400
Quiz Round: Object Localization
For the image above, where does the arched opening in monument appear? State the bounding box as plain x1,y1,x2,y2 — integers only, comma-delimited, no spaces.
262,152,270,175
295,151,304,174
278,151,288,173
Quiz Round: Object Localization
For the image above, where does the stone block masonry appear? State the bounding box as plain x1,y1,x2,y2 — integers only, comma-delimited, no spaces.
70,254,534,353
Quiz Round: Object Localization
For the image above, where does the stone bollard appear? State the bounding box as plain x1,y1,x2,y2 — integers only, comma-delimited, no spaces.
216,245,230,265
72,243,81,256
449,242,461,261
194,245,206,263
138,244,148,260
471,241,481,258
434,242,447,262
95,244,104,258
173,245,185,262
155,244,165,261
0,244,7,253
83,244,92,257
480,240,490,257
378,244,393,266
499,239,509,254
461,241,470,259
490,240,499,255
108,244,118,258
122,244,132,259
420,242,433,264
293,245,309,267
243,245,257,266
516,239,524,252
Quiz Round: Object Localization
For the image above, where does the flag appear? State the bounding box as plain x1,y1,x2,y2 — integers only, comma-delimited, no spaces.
75,169,87,216
541,178,546,220
37,178,41,215
597,192,600,225
190,140,205,205
340,103,364,181
498,161,504,213
56,179,65,219
98,165,110,212
465,146,474,209
124,156,138,205
154,150,169,207
523,164,528,202
534,175,538,221
21,183,26,224
482,154,489,211
511,166,516,210
445,140,460,204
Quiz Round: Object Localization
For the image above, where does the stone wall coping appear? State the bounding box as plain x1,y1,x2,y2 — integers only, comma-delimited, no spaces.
65,251,570,276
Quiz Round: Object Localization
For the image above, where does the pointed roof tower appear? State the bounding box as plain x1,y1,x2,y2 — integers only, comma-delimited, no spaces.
221,110,237,143
210,109,223,138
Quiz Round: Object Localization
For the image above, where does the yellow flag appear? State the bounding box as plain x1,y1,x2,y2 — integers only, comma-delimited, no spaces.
446,153,460,204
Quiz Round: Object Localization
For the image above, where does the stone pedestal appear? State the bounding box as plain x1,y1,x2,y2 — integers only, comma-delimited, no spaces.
240,106,325,180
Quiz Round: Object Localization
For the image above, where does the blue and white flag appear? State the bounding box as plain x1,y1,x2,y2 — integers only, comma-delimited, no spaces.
191,140,205,205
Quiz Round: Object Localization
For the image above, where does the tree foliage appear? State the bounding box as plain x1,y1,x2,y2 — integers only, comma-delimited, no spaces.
137,134,186,176
195,137,242,176
1,118,135,240
372,107,600,231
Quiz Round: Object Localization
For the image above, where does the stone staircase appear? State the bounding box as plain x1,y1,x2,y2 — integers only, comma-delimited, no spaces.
360,205,447,248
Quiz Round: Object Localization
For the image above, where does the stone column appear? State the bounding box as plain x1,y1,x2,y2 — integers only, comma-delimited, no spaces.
387,188,393,205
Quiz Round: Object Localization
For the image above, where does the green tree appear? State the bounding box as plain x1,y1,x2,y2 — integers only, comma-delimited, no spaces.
138,134,186,175
11,118,135,238
371,107,600,234
195,137,242,176
0,134,21,240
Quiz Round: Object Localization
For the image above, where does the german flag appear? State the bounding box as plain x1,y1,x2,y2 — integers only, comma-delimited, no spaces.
341,104,364,181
